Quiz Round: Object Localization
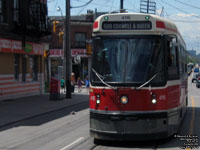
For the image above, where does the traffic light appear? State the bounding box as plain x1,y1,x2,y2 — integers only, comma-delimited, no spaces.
53,21,59,33
44,50,50,58
86,43,92,55
59,31,64,43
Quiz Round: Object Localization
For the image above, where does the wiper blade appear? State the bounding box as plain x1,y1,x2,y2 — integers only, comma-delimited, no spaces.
136,72,159,90
92,68,116,89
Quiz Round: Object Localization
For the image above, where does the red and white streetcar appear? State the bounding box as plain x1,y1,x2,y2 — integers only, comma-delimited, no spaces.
89,13,188,141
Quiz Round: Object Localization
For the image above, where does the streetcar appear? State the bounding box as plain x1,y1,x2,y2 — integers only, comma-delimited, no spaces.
89,13,188,141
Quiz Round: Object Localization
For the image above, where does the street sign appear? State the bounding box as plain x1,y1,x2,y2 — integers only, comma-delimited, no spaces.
74,54,81,64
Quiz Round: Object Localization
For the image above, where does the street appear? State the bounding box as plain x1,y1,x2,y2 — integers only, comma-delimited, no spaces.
0,76,199,150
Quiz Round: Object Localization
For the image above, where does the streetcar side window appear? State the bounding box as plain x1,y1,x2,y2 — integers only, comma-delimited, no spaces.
167,38,179,80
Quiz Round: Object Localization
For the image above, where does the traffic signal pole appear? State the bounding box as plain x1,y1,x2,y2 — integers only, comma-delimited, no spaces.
65,0,72,98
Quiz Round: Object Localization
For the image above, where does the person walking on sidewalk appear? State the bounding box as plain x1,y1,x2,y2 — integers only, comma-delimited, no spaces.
85,77,90,93
77,77,84,93
60,77,65,93
70,72,75,93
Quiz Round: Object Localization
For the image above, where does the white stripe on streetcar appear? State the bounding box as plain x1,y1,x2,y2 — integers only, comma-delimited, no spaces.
59,137,84,150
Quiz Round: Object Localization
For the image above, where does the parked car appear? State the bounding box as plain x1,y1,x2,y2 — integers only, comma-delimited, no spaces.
196,74,200,88
192,67,200,82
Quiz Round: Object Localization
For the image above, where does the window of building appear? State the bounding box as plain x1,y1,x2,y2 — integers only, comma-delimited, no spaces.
74,32,86,48
22,56,27,82
30,56,38,81
14,54,20,80
33,56,38,81
13,0,20,22
14,0,19,9
0,0,3,22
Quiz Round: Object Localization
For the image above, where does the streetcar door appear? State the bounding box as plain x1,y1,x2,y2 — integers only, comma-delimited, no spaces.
165,36,180,111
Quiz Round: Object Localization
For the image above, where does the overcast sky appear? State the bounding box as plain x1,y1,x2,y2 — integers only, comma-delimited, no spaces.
48,0,200,54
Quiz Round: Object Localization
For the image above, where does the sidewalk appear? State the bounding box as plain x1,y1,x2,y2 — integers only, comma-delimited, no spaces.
0,92,89,128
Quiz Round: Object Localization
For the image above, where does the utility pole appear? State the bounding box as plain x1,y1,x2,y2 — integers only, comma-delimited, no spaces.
65,0,72,98
140,0,156,14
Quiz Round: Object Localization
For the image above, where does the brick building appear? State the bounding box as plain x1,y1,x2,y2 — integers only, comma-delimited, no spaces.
0,0,50,101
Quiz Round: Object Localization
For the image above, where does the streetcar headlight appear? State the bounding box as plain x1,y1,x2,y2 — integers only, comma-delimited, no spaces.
151,94,157,104
96,94,101,104
120,96,128,104
152,98,157,104
96,99,101,104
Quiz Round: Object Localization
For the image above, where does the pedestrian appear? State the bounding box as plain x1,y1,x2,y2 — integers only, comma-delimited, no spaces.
70,72,75,93
60,77,65,93
85,77,90,93
77,77,84,92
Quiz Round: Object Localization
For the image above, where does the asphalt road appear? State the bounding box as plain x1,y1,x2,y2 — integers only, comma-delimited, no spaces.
0,76,199,150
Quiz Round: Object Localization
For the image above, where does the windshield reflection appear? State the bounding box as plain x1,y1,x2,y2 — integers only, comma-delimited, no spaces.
92,35,164,85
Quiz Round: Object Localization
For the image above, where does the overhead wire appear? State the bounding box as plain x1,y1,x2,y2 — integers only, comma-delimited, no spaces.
110,0,115,12
73,0,117,9
183,36,200,39
175,0,200,10
47,0,55,2
99,0,110,12
160,0,200,19
71,0,93,8
155,0,170,18
77,5,88,15
170,19,200,23
127,0,140,12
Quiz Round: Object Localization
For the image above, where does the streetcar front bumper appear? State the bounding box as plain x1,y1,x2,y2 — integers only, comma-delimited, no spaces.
90,110,179,141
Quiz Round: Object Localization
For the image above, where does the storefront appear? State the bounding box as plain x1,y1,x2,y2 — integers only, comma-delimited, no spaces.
49,48,91,82
0,38,47,101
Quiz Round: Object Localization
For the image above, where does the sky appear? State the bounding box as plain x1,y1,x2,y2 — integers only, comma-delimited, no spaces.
48,0,200,54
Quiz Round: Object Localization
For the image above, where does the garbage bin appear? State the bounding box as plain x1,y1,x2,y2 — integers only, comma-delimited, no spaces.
49,77,60,100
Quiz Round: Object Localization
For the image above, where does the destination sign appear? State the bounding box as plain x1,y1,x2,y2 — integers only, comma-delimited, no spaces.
102,21,152,30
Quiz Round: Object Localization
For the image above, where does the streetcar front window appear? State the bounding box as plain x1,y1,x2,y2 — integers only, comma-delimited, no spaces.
92,35,164,86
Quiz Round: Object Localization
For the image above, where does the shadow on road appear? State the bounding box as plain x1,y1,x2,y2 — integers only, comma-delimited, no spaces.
0,95,89,132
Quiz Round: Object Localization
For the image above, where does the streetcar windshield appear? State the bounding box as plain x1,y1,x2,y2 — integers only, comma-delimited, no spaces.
91,35,164,85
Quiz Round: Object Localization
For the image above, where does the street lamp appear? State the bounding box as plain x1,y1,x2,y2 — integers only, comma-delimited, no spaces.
57,6,64,18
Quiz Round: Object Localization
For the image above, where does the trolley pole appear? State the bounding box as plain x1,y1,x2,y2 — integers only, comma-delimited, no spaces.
147,0,149,13
65,0,72,98
120,0,124,10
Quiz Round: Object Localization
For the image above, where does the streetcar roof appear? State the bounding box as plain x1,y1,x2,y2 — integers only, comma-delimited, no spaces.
93,13,185,47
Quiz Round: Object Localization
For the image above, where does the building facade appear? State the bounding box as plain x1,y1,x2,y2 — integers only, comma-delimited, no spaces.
0,0,50,101
49,15,93,82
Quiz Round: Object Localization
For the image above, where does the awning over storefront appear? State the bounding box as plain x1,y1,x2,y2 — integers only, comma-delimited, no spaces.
49,49,88,58
0,38,45,55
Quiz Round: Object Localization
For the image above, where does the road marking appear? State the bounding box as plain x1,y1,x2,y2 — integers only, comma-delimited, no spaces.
59,137,84,150
189,96,195,135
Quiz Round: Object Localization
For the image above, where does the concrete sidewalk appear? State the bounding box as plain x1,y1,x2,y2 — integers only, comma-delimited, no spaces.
0,93,89,128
